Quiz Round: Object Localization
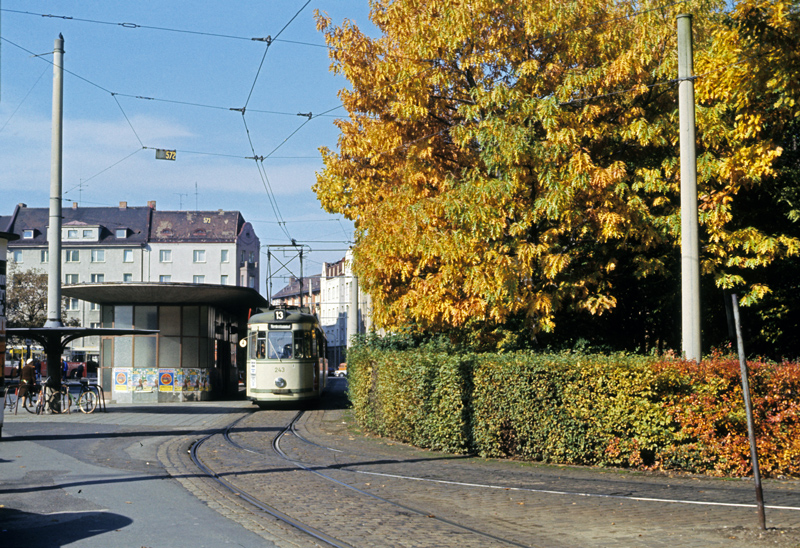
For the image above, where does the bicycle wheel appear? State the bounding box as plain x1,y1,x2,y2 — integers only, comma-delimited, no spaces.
61,387,73,413
78,389,97,413
34,388,46,414
21,387,39,414
49,387,72,414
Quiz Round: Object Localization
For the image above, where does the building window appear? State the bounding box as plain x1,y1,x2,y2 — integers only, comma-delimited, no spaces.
91,249,105,263
159,275,172,283
193,275,205,284
65,250,79,262
40,250,49,263
123,273,133,282
193,250,206,263
249,251,255,262
116,229,127,238
249,275,255,288
241,251,246,263
123,249,133,263
67,229,78,239
83,229,92,238
91,273,105,283
65,274,79,284
90,322,101,329
23,229,34,239
159,250,172,263
12,250,22,263
67,298,80,311
90,302,101,311
220,274,228,285
221,249,229,263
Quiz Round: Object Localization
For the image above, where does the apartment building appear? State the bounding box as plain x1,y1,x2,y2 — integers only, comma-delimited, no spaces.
1,201,260,361
319,251,370,368
269,275,321,313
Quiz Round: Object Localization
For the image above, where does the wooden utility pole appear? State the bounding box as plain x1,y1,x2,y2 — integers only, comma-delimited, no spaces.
678,15,701,362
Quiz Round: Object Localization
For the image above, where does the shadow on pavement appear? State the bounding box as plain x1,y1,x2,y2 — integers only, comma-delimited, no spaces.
0,508,133,547
103,404,251,414
2,428,215,443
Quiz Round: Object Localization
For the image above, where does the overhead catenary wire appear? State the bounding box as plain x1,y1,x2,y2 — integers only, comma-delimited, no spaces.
240,113,293,241
1,8,274,43
242,0,311,111
0,65,49,133
2,1,767,252
1,7,318,231
63,149,144,195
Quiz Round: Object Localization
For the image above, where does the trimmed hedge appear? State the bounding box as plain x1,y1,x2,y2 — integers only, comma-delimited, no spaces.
346,347,800,478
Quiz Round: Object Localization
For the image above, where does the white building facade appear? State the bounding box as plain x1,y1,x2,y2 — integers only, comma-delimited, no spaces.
1,201,260,361
318,250,370,368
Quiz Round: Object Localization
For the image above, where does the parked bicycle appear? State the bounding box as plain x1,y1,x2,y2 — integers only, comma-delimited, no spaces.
33,377,72,415
12,379,41,414
74,378,102,413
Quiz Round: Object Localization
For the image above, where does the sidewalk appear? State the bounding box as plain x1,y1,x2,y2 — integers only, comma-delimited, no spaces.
3,399,254,429
0,399,269,548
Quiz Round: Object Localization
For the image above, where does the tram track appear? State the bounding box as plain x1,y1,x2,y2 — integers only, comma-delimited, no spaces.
183,392,800,548
191,408,538,548
189,413,352,548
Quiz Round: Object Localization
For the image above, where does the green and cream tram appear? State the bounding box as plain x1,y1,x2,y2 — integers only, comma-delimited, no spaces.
245,306,327,406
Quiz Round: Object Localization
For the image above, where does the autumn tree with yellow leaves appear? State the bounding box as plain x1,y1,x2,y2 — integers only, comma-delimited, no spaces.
314,0,800,354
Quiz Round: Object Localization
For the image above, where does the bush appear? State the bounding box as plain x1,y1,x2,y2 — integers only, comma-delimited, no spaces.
346,345,800,478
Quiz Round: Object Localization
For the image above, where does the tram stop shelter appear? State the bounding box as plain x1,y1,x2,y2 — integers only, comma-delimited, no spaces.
61,283,268,403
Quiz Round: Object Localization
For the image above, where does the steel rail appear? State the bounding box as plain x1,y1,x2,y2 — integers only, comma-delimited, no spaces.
259,411,532,548
189,414,354,548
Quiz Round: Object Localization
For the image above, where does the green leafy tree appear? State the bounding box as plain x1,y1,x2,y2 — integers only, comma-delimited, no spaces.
6,263,48,329
6,262,81,329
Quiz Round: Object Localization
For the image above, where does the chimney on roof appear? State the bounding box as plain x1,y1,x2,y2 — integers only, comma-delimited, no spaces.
148,200,156,210
72,202,78,209
119,201,127,209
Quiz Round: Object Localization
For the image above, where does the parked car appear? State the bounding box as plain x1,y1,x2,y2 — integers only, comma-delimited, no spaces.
335,363,347,377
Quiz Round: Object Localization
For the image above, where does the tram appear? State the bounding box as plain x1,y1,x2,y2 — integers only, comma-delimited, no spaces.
245,306,327,406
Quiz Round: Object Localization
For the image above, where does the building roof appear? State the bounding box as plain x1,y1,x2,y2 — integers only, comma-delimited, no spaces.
271,275,321,300
1,203,256,247
149,210,256,245
3,202,152,247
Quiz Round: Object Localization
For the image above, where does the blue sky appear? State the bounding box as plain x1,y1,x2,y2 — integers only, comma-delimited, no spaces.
0,1,376,290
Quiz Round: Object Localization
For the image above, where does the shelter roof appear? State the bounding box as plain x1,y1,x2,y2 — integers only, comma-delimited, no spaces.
62,282,268,315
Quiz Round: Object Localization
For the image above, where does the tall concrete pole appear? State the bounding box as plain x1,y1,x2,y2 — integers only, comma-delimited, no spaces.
678,15,701,362
346,275,359,349
45,34,65,329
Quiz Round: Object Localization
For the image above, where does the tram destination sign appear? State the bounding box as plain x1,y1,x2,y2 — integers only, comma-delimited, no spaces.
268,323,292,330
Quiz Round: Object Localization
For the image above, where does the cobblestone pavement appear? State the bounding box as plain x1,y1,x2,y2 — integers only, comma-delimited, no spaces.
8,383,797,547
156,382,800,548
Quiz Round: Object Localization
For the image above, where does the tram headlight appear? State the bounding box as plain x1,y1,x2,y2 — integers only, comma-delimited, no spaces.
275,377,287,388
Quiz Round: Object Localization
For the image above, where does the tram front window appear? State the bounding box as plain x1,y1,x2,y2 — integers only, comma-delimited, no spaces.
254,331,267,359
267,331,293,359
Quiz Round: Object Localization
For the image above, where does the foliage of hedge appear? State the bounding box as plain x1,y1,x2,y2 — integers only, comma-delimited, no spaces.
346,346,800,478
